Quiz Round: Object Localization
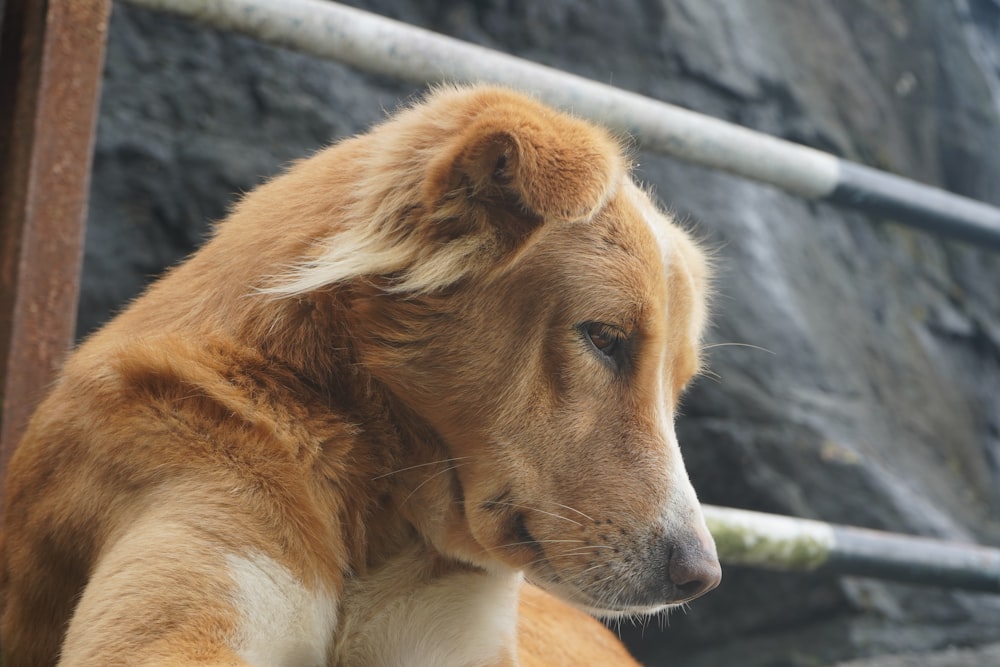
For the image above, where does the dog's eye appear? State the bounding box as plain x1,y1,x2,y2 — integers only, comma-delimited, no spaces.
586,323,619,354
582,322,624,359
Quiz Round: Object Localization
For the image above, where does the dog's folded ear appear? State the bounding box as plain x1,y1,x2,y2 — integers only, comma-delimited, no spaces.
423,99,624,232
258,89,629,297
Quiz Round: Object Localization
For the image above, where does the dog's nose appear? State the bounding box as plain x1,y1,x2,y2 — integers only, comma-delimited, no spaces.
666,532,722,602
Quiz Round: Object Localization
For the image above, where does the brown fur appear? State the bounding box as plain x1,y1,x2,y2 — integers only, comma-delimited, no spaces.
517,584,641,667
1,86,717,666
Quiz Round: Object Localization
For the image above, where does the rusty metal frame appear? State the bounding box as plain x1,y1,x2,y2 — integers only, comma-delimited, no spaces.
0,0,112,520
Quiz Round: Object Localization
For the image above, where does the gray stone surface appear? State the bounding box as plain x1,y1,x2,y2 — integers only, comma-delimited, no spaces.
81,1,1000,665
835,642,1000,667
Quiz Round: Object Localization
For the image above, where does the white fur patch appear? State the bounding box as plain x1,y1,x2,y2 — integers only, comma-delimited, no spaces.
227,553,337,667
628,183,674,266
337,561,521,667
627,182,711,551
378,574,518,667
261,220,498,298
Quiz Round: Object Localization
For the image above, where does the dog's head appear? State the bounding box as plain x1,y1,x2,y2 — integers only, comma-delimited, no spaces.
267,86,720,615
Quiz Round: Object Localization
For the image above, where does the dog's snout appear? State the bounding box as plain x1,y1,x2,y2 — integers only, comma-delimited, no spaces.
665,527,721,603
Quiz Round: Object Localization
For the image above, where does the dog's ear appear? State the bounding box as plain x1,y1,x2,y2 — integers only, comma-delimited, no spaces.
423,104,623,234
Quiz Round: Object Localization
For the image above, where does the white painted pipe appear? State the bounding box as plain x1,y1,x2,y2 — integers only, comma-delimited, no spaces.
703,505,1000,593
119,0,1000,249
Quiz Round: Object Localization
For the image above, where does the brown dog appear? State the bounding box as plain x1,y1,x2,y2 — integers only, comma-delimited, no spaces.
0,85,719,666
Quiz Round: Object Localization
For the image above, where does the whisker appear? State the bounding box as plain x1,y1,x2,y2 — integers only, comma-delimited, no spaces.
567,563,607,580
479,501,583,527
559,544,616,551
521,554,557,570
372,456,473,480
555,546,616,557
549,502,595,522
495,538,587,550
473,538,593,562
702,342,775,355
495,540,548,550
699,368,723,383
401,462,469,504
584,572,618,588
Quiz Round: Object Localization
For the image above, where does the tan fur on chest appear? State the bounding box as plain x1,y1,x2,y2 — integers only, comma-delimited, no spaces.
1,85,716,667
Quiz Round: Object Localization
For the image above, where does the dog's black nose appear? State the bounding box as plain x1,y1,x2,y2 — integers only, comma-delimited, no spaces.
666,534,722,602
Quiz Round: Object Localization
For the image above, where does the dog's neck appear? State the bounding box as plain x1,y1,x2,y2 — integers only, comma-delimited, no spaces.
230,288,483,576
328,394,523,667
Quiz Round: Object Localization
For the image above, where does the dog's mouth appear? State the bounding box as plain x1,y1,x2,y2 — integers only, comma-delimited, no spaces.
488,503,596,595
497,512,618,611
510,512,541,553
480,494,689,615
477,489,545,563
491,507,692,617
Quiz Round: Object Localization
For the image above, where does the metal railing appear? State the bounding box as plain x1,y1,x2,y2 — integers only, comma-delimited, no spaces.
704,506,1000,593
122,0,1000,251
1,0,998,594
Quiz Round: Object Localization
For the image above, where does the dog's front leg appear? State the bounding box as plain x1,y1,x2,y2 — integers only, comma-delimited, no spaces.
57,507,338,667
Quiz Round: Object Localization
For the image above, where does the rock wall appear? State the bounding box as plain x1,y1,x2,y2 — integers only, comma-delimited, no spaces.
81,1,1000,665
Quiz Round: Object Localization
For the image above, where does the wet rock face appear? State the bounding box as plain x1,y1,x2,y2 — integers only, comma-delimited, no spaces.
83,0,1000,664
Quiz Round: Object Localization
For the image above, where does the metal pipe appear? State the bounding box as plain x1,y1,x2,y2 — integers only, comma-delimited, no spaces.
0,0,113,525
119,0,1000,250
703,505,1000,594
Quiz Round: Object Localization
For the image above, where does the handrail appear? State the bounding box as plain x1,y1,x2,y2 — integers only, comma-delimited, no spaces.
704,505,1000,593
120,0,1000,250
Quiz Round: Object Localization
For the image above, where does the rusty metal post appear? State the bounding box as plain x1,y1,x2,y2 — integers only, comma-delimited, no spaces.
0,0,112,517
